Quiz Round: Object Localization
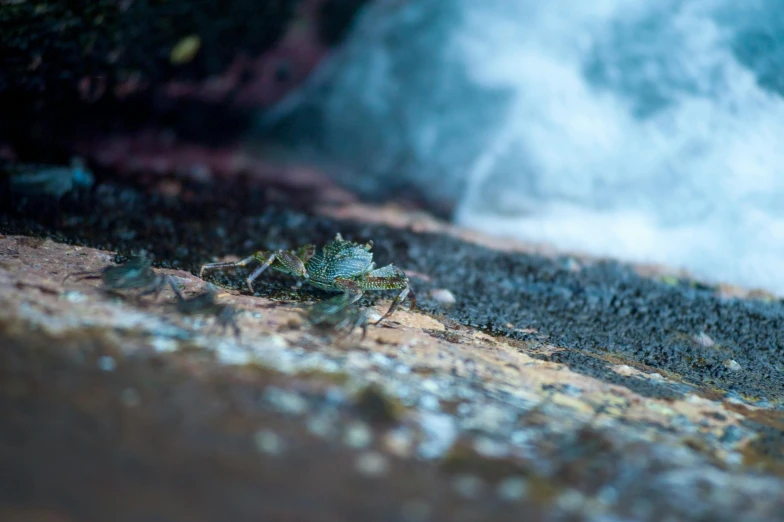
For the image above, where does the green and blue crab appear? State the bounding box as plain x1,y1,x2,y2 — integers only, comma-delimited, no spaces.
64,253,170,299
199,233,415,324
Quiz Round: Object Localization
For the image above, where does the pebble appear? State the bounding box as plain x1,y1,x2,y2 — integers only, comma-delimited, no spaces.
724,359,742,371
694,332,716,348
429,288,456,305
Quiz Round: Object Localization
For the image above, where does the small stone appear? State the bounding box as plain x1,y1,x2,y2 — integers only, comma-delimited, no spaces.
451,474,483,498
97,355,116,372
724,359,742,371
496,476,528,502
254,430,284,455
694,332,715,347
429,288,456,305
344,421,373,449
355,451,388,476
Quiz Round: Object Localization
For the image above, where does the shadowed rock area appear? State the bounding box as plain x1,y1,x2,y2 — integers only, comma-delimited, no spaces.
0,0,368,163
1,175,784,521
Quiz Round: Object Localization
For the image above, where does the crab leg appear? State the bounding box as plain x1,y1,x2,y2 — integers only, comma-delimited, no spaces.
62,269,103,282
358,265,416,324
199,256,256,279
136,274,172,301
245,253,276,293
377,285,416,324
330,278,365,309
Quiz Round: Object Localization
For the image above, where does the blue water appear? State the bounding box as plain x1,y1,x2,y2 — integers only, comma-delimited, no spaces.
265,0,784,294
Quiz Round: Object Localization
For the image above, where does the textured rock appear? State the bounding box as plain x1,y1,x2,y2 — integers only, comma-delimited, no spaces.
2,189,784,521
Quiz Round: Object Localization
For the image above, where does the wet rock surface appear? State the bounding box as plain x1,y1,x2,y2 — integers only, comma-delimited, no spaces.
1,177,784,521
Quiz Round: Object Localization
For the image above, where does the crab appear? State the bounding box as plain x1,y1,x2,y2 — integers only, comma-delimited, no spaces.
64,254,170,299
166,279,241,338
6,157,94,200
305,299,370,340
199,233,415,324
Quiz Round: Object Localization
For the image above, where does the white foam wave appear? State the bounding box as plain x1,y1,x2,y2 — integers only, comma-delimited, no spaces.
453,0,784,293
268,0,784,293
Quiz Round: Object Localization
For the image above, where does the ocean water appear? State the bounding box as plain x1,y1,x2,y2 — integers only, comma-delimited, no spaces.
264,0,784,294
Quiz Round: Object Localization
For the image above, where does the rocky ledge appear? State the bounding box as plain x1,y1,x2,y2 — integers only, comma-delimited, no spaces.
1,176,784,522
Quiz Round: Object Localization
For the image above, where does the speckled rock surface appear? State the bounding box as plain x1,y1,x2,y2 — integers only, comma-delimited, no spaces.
1,175,784,521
